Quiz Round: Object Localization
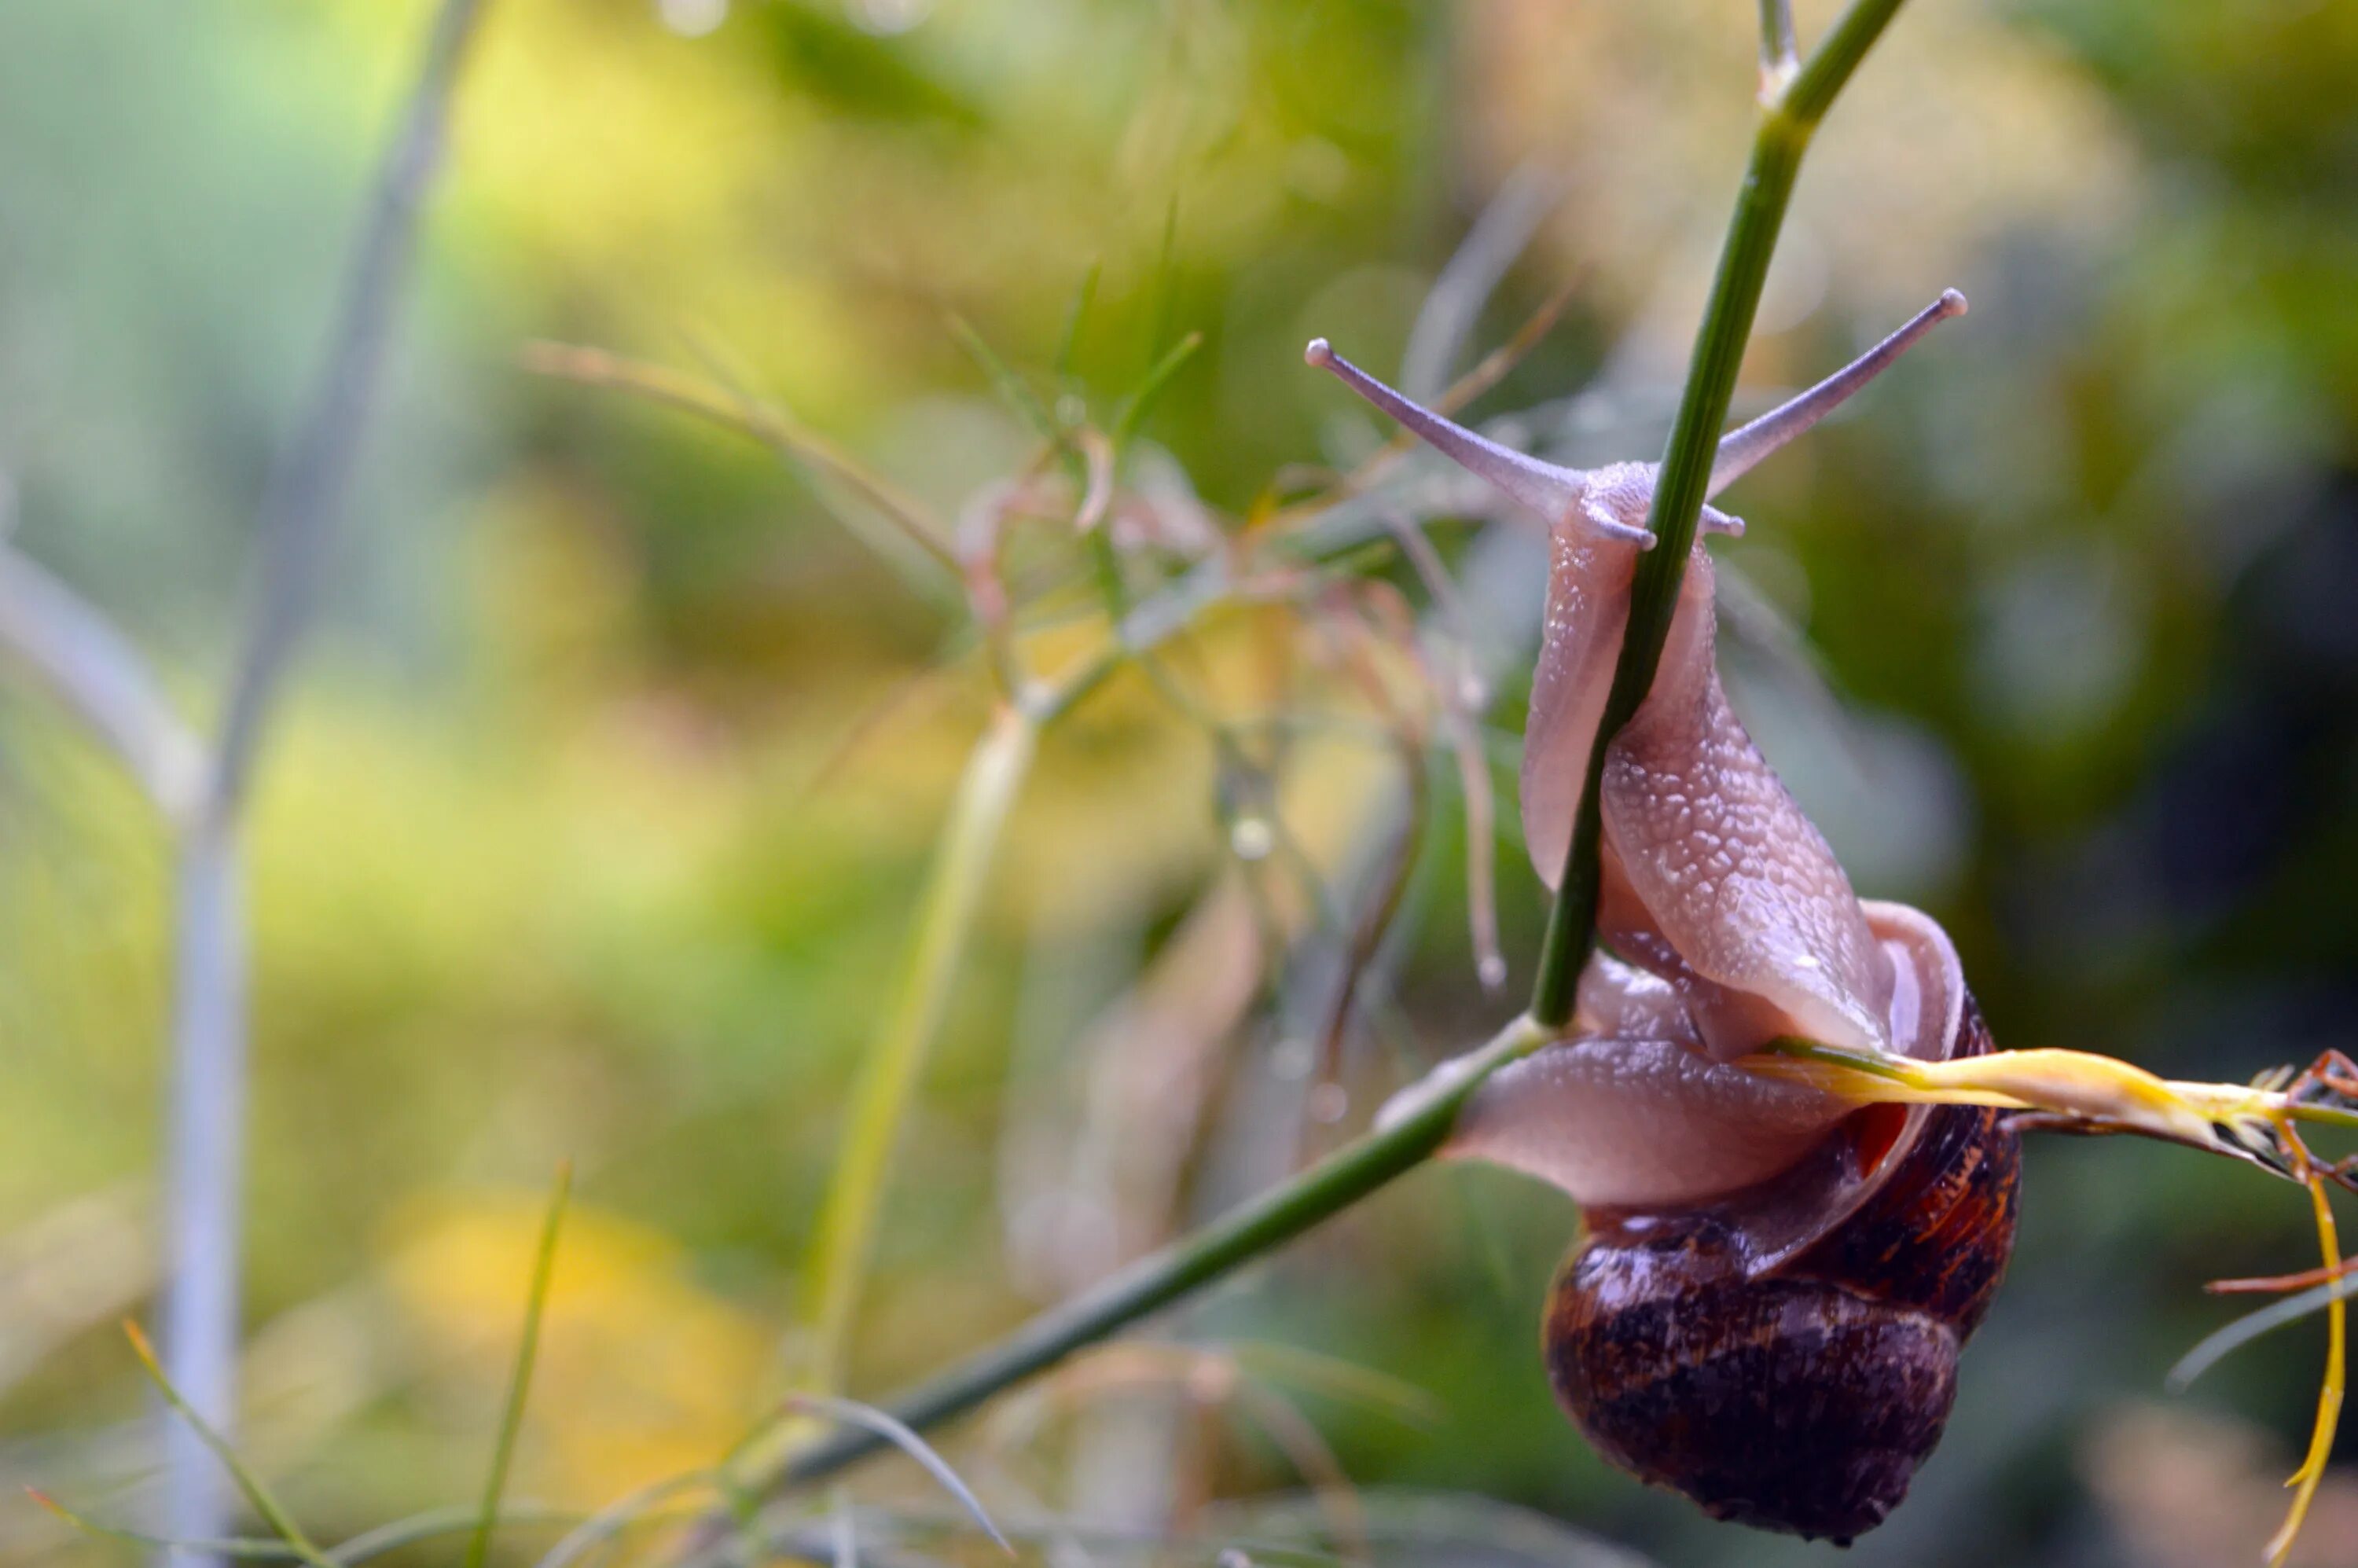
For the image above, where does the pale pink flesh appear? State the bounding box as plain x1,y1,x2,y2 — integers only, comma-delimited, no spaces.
1594,549,1892,1057
1445,956,1850,1207
1305,297,1963,1094
1445,910,1961,1209
1517,516,1640,890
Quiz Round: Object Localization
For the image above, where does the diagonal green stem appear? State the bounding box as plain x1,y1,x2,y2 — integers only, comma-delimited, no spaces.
709,0,1919,1533
1530,0,1912,1028
716,1015,1548,1522
803,705,1039,1391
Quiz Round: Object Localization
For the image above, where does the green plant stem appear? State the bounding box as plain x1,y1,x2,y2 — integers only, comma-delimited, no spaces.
714,0,1919,1529
122,1321,336,1568
465,1162,571,1568
1528,0,1911,1029
804,706,1039,1390
726,1015,1548,1514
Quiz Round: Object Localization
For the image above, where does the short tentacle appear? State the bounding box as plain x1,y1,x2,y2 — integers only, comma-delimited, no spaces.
1576,494,1660,548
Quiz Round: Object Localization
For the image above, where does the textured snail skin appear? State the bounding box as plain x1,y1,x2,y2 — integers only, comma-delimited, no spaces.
1311,299,1971,1066
1305,300,1995,1539
1543,997,2022,1543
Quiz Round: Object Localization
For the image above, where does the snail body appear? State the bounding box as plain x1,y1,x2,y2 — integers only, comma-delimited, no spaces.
1309,292,2017,1540
1546,916,2019,1542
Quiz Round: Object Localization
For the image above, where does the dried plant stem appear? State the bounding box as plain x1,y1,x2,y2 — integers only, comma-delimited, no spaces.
2267,1175,2344,1567
1530,0,1911,1028
519,344,959,586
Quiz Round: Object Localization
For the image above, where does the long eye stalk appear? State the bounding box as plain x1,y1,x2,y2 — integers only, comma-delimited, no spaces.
1708,289,1967,495
1308,290,1963,543
1305,338,1596,532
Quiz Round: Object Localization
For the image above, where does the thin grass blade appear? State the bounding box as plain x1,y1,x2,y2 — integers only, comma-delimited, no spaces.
1229,1343,1442,1430
332,1503,579,1566
949,314,1063,450
2173,1258,2358,1390
124,1320,337,1568
1146,195,1181,370
1054,260,1102,382
1112,332,1203,452
801,707,1038,1393
787,1394,1010,1555
532,1474,712,1568
26,1489,296,1562
464,1162,574,1568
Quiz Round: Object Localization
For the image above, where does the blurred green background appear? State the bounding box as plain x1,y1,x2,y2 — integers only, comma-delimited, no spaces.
2,0,2356,1564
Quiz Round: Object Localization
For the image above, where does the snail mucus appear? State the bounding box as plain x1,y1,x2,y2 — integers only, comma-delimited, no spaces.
1308,291,2018,1544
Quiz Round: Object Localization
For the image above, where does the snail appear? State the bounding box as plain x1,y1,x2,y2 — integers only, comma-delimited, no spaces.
1308,292,2019,1542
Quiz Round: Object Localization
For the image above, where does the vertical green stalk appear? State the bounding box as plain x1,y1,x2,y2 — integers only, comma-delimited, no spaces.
804,706,1039,1389
1530,0,1911,1027
703,1,1923,1533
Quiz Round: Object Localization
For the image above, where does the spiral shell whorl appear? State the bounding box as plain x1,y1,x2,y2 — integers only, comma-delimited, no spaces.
1542,996,2021,1543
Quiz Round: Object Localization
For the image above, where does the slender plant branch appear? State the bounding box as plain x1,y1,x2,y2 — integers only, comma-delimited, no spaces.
708,1016,1549,1529
1529,0,1911,1028
801,707,1040,1394
0,548,204,820
210,0,493,815
1398,163,1561,404
689,1,1924,1534
709,488,1555,1536
158,0,497,1555
159,826,249,1559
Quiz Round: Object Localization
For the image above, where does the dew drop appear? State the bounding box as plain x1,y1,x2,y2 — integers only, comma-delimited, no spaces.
1230,817,1274,861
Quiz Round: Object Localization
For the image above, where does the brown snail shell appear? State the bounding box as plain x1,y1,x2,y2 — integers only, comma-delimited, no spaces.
1541,991,2021,1544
